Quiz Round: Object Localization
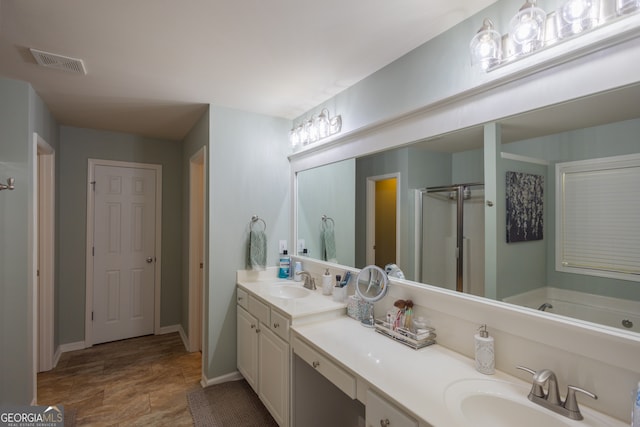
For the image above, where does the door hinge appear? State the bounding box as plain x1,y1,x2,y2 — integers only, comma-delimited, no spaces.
92,246,95,256
91,311,94,321
90,181,96,191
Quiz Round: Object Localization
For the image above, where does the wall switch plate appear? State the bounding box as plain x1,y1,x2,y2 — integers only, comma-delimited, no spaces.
297,239,305,253
279,240,287,253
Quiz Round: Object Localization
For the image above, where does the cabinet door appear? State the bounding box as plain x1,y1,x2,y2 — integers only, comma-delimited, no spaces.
366,389,418,427
237,306,259,392
259,325,289,427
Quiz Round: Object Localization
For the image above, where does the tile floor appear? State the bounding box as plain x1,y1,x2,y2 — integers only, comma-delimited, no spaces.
37,333,200,426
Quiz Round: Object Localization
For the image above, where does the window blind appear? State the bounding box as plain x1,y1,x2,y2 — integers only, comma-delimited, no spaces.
557,154,640,279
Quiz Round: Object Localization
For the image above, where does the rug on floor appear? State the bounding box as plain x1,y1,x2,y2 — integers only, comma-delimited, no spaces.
187,379,278,427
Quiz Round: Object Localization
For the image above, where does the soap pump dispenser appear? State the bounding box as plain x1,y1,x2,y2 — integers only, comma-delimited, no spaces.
474,325,495,375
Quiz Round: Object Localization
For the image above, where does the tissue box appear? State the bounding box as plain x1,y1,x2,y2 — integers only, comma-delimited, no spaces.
347,295,366,320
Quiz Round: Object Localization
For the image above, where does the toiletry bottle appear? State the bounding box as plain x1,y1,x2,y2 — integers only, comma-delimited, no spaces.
322,269,332,295
474,325,495,375
293,261,302,282
278,250,290,279
632,381,640,427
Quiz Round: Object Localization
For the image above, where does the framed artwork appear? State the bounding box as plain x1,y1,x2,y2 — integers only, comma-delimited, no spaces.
506,171,544,243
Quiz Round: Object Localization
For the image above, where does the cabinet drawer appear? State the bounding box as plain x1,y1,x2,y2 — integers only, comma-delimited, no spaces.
366,389,418,427
237,287,248,309
248,295,270,325
292,336,356,399
270,309,290,342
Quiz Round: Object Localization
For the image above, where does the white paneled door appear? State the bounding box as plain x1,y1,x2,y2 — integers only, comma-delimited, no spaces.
92,164,157,345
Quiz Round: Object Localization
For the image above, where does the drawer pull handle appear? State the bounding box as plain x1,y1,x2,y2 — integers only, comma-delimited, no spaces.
256,328,261,333
380,419,390,427
312,361,320,368
238,296,243,300
250,324,256,329
273,322,280,328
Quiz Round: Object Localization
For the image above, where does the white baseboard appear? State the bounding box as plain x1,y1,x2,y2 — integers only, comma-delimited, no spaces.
158,324,189,351
53,341,86,368
200,371,244,388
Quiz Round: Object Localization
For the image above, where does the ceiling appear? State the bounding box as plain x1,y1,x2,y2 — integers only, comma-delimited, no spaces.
0,0,497,141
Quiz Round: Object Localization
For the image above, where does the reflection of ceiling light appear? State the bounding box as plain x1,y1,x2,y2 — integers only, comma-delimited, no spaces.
290,108,342,149
555,0,599,39
617,0,640,14
508,0,547,56
469,19,502,70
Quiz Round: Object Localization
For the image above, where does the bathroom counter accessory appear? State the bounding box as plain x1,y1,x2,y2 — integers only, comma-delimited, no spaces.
374,318,436,349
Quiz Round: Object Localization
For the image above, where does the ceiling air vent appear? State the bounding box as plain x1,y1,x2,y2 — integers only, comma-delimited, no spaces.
29,48,87,75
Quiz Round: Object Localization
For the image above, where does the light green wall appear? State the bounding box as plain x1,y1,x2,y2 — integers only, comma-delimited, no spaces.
0,77,58,405
297,159,355,266
181,108,210,335
205,106,290,380
501,117,640,301
57,126,183,344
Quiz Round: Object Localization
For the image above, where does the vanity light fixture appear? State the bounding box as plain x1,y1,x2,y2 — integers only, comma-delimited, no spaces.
470,18,503,70
555,0,600,39
290,108,342,149
471,0,640,72
508,0,547,57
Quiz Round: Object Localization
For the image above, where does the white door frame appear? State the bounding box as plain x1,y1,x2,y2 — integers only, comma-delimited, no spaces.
365,173,401,266
188,146,206,352
31,132,55,382
85,159,162,347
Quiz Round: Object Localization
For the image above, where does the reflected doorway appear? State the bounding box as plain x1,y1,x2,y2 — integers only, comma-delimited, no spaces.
366,174,400,269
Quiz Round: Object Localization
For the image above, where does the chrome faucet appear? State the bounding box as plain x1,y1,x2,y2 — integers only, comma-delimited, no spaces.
537,302,553,311
517,366,597,420
296,271,316,290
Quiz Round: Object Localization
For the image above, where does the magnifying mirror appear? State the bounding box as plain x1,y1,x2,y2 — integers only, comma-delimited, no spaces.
355,265,390,327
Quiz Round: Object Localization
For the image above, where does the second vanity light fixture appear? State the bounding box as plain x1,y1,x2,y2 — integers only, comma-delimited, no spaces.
470,0,640,71
289,108,342,149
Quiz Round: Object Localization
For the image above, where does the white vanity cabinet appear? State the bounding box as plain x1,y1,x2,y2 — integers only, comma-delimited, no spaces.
236,290,289,427
366,389,419,427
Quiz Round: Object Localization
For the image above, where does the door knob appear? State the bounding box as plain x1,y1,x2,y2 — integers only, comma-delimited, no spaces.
146,257,153,263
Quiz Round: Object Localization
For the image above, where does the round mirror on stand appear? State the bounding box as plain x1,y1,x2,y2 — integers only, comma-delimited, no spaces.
355,265,389,327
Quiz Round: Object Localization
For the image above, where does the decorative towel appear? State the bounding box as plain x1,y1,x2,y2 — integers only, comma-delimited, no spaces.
322,228,337,263
247,230,267,270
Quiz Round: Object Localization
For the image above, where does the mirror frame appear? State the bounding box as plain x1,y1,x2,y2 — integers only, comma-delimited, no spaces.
289,30,640,342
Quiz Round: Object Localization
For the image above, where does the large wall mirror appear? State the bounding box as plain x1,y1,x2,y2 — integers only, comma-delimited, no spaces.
296,83,640,336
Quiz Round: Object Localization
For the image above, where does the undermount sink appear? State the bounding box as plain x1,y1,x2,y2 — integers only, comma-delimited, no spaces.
268,283,310,299
444,378,622,427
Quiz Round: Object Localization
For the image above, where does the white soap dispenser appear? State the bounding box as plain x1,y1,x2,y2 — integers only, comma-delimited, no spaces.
474,324,495,375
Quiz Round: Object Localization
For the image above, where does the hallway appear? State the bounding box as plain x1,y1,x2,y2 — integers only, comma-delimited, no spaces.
37,333,200,426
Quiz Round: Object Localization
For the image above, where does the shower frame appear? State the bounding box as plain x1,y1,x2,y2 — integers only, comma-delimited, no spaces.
417,183,483,293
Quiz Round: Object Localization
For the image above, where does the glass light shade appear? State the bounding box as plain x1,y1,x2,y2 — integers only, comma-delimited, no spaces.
305,119,316,143
297,124,308,145
508,0,547,56
470,19,502,70
555,0,599,39
289,128,299,148
316,109,330,138
329,115,342,135
617,0,640,14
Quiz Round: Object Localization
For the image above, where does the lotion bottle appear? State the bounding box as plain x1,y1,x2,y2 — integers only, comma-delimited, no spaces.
474,325,495,375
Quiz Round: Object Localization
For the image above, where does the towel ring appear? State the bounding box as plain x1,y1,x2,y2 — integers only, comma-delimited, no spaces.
250,215,267,231
321,215,334,230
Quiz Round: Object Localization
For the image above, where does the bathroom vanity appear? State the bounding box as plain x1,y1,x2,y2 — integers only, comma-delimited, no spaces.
237,268,627,427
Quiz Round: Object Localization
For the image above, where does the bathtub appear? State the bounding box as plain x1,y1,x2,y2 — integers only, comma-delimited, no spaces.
503,287,640,334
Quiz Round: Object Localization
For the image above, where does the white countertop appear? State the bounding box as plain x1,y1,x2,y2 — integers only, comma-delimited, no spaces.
291,316,626,427
237,277,347,320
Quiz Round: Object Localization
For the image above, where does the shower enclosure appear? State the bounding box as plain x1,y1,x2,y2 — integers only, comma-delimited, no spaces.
417,183,485,296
